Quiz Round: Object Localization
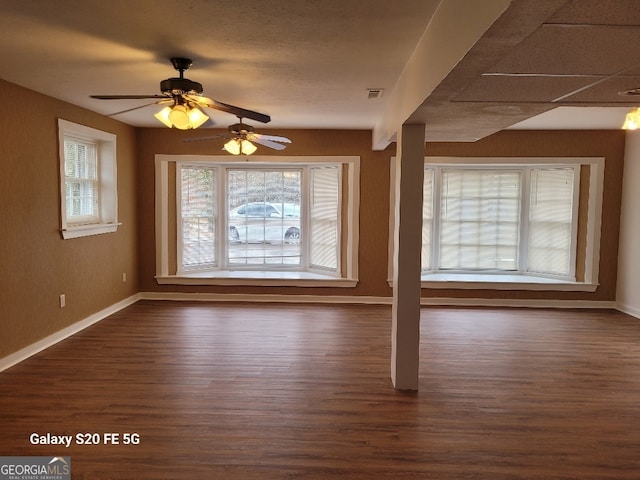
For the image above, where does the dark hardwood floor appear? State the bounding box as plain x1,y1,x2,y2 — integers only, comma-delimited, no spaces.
1,301,639,479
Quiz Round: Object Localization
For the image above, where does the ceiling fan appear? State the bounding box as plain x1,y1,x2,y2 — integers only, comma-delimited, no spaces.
184,118,291,155
90,57,270,129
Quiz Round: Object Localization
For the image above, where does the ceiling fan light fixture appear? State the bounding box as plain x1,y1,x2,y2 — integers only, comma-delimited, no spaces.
154,106,173,128
241,139,258,155
187,106,209,129
223,138,258,155
168,104,192,130
622,107,640,130
154,104,209,130
223,139,242,155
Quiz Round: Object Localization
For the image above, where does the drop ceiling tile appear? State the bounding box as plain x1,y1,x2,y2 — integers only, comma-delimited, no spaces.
488,25,640,76
548,0,640,25
453,75,598,103
560,75,640,103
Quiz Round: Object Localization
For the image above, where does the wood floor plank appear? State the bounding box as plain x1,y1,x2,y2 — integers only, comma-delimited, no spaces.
1,302,639,479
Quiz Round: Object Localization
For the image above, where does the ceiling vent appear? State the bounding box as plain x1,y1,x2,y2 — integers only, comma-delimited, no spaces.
367,88,384,99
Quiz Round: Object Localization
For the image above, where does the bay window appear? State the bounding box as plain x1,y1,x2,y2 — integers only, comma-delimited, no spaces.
155,155,359,286
391,156,604,291
423,164,579,278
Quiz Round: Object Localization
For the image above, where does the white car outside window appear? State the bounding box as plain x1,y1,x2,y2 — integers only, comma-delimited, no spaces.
229,202,301,244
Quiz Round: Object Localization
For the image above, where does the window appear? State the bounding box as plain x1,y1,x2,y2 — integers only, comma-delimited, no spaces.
389,156,605,291
64,137,98,224
423,165,578,279
225,168,303,267
527,167,577,275
58,119,118,239
155,155,359,286
435,168,522,271
180,166,216,268
309,166,341,272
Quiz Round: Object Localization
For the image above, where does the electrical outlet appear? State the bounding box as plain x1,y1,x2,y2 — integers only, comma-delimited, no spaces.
59,294,66,308
122,272,127,283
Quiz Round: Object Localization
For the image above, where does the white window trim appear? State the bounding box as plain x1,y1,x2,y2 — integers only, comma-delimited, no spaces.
387,156,605,292
155,154,359,286
58,119,119,239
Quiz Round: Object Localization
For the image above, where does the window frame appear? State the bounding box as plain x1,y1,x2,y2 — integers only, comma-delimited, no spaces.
177,164,218,272
63,136,99,225
388,156,605,292
423,164,580,279
58,119,119,239
155,155,359,287
177,164,309,273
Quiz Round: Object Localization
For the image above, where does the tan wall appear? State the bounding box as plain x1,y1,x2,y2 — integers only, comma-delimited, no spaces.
136,128,625,303
0,79,625,361
616,132,640,315
135,128,396,298
0,79,139,358
425,130,625,302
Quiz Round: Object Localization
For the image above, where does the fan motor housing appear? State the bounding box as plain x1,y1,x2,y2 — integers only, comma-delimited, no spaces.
160,77,203,95
229,123,254,135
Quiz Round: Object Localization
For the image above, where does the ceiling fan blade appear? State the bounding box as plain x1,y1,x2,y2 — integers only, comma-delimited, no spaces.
185,95,271,124
90,94,169,100
184,94,211,108
106,99,171,117
201,117,216,128
182,134,230,143
249,136,289,150
251,133,292,144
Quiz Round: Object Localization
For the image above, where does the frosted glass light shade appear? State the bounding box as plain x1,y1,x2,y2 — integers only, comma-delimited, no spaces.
154,107,173,128
240,140,257,155
223,139,241,155
154,104,209,129
168,105,191,130
188,107,209,129
622,107,640,130
223,138,257,155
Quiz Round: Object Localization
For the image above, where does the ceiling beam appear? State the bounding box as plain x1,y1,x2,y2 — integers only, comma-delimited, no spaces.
372,0,512,150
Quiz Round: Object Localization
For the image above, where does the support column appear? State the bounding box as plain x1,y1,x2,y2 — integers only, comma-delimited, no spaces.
391,123,425,390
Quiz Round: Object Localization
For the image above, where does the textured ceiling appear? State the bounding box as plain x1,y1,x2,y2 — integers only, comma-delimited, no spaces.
1,0,639,145
0,0,440,136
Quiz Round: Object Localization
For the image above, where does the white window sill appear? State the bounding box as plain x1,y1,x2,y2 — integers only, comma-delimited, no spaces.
156,270,358,287
415,273,597,292
61,222,121,239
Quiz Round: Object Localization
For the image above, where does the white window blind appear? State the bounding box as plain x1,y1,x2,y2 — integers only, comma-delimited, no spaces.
439,169,521,270
227,169,302,266
422,167,434,271
179,166,216,270
64,137,99,225
309,165,340,272
414,157,598,286
58,119,118,239
527,167,576,276
158,154,359,285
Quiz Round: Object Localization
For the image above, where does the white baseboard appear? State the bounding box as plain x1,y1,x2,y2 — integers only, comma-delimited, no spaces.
140,291,389,304
420,297,617,309
140,291,617,310
615,302,640,320
0,293,141,373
